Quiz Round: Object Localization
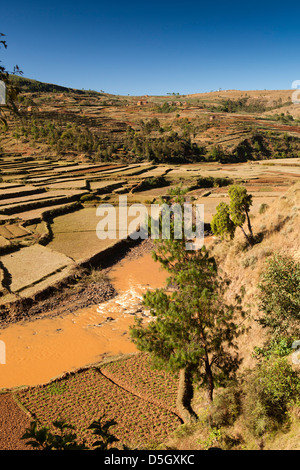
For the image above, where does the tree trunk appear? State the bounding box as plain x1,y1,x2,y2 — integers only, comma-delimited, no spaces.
176,367,198,423
245,210,254,241
205,360,214,402
240,225,253,246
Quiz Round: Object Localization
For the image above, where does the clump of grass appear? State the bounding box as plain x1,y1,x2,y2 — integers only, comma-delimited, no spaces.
44,381,68,396
242,255,257,269
80,193,100,203
74,267,109,288
207,385,242,428
259,203,269,214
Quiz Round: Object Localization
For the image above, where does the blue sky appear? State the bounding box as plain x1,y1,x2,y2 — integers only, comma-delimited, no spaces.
1,0,300,95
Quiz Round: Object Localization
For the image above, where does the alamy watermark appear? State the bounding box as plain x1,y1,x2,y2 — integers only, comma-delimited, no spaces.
292,80,300,105
0,80,6,105
291,340,300,365
96,196,204,251
0,340,5,364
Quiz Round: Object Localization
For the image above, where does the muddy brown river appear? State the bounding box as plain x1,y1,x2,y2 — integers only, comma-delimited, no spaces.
0,252,168,389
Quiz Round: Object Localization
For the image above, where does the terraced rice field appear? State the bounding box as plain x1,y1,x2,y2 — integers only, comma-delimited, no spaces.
1,152,300,450
0,189,86,215
14,353,181,449
47,206,140,262
0,244,76,301
1,152,300,308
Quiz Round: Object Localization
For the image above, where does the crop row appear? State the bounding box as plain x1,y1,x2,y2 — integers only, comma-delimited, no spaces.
100,353,178,414
15,365,181,449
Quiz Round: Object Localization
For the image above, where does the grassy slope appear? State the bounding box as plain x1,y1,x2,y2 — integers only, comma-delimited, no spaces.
165,181,300,450
211,180,300,368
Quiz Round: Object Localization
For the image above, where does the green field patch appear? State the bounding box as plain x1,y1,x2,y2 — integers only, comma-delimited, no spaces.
15,364,181,449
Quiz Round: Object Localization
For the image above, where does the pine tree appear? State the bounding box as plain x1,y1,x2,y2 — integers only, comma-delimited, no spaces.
130,196,244,421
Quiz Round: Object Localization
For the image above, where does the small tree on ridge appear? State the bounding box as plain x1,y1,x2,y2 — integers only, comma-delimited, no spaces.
211,184,254,245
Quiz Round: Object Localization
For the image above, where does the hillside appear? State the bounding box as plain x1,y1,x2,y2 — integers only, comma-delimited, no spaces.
165,180,300,450
211,180,300,368
1,78,300,166
0,152,299,310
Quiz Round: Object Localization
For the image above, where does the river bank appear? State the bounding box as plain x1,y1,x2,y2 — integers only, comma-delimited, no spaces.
0,238,168,389
0,238,154,328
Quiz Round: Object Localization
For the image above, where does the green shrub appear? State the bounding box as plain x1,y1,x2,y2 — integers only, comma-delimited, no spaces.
80,193,98,202
253,337,293,361
45,382,68,396
167,184,188,196
132,176,169,192
208,385,242,427
243,358,300,436
257,253,300,339
195,176,233,189
259,203,269,214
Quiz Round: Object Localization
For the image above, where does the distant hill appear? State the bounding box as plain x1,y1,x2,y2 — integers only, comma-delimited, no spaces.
8,74,101,95
2,76,300,165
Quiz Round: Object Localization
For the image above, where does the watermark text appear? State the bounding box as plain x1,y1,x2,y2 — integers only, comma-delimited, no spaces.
96,196,204,250
0,340,5,364
0,80,6,105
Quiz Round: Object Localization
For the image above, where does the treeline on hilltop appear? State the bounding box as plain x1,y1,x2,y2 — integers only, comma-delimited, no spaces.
10,111,300,164
153,96,295,115
9,75,97,95
212,96,293,114
8,75,294,115
11,115,208,163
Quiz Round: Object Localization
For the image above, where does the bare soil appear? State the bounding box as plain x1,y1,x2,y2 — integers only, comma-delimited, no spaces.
0,393,31,450
15,363,181,450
